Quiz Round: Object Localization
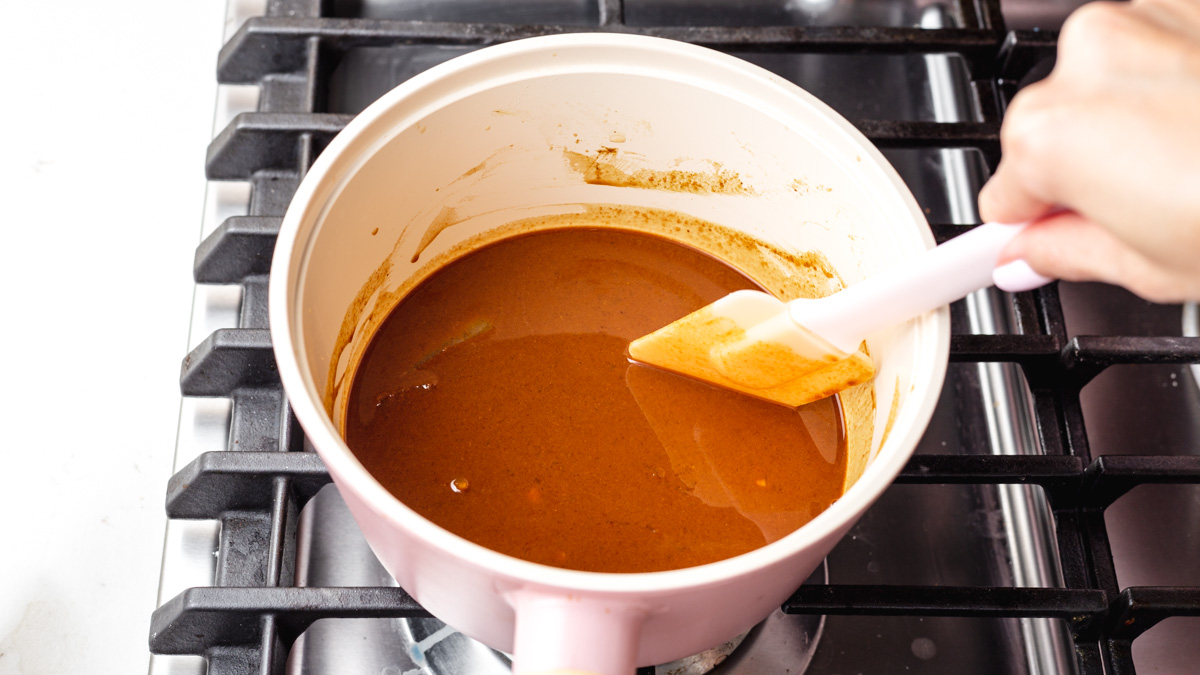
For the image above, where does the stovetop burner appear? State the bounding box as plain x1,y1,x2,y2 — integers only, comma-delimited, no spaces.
150,1,1200,674
288,486,825,675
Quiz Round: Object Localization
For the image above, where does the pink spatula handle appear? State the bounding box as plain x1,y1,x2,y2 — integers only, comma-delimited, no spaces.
793,221,1053,354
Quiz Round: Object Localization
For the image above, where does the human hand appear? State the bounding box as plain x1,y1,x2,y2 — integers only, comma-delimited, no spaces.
979,0,1200,303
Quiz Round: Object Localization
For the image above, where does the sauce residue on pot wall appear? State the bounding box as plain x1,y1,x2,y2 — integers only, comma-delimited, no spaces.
564,149,753,195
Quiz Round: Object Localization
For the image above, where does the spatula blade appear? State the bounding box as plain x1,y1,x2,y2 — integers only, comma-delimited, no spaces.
628,290,875,407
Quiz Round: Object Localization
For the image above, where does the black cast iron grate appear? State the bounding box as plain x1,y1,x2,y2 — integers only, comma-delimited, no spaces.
150,1,1200,674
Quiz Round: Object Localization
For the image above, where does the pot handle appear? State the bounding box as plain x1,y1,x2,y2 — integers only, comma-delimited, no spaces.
509,589,646,675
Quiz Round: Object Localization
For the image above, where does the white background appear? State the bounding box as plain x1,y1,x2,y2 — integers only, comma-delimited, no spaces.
0,2,228,672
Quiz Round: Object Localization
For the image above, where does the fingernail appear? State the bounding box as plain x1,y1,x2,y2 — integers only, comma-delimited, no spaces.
993,259,1054,292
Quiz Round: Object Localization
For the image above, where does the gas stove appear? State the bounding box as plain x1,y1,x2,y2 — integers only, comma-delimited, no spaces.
150,1,1200,674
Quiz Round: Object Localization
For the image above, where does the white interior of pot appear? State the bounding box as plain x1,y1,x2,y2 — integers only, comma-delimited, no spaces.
288,49,940,483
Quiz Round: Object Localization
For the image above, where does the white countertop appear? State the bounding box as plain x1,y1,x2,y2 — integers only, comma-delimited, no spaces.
0,1,228,672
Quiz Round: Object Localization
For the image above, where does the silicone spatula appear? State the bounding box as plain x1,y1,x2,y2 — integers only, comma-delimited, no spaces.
627,221,1053,407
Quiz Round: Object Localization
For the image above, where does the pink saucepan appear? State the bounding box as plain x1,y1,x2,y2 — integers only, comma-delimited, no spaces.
269,33,949,675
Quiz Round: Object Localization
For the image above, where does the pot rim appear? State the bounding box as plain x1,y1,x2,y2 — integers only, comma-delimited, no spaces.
269,32,950,595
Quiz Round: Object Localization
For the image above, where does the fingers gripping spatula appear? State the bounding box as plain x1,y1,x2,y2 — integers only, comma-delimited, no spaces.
628,221,1054,407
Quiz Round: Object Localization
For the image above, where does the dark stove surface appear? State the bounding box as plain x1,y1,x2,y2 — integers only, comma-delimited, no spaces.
151,1,1200,674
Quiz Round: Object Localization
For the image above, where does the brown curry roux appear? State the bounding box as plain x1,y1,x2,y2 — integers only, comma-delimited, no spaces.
345,227,847,573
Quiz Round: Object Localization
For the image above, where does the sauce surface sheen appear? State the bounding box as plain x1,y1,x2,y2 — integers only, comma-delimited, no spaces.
345,227,847,573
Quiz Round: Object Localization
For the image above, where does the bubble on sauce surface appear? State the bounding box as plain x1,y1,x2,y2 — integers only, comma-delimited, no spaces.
911,637,937,660
450,478,470,493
